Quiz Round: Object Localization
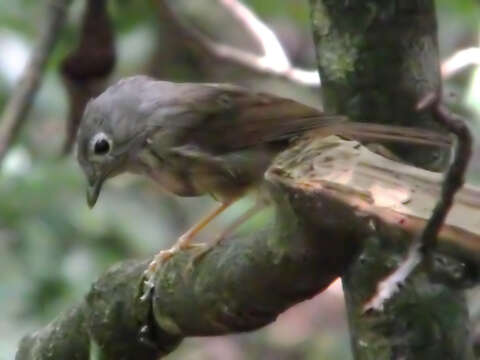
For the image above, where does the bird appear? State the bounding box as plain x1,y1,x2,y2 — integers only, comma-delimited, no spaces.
75,75,451,285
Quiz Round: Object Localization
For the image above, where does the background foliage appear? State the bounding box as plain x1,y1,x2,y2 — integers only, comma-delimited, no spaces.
0,1,479,359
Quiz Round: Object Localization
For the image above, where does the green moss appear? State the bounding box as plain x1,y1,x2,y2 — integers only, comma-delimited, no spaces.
318,33,360,82
309,0,331,36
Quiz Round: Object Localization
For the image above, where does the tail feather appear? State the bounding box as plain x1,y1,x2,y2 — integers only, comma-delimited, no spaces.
329,122,452,148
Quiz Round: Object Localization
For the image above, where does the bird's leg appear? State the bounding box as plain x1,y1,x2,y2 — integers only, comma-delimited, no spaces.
178,199,233,243
186,199,267,271
142,200,233,297
149,200,233,265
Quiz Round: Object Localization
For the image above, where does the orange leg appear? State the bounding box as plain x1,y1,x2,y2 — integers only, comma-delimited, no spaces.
184,200,267,273
176,200,234,248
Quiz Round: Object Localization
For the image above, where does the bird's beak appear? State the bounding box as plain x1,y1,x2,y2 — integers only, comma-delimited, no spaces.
86,176,104,209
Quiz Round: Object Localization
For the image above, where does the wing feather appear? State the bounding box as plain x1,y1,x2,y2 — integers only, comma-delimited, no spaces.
147,82,451,154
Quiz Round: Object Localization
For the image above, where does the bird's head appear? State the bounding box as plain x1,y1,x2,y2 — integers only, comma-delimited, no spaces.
76,79,151,207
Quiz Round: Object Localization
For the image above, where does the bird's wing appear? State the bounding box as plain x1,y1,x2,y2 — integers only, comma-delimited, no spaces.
146,83,452,154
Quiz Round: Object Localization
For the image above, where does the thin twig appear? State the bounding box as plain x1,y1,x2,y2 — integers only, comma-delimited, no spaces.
415,93,473,252
0,0,72,161
363,91,473,312
217,0,290,69
441,47,480,79
157,0,320,86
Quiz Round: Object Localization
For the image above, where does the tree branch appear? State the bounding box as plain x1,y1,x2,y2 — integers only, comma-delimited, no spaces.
217,0,290,65
441,47,480,78
156,0,320,86
0,0,72,161
15,134,480,359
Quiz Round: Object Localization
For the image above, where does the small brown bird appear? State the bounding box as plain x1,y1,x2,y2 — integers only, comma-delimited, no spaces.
76,75,450,281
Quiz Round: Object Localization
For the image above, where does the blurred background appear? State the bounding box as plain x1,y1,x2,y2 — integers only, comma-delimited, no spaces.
0,0,479,359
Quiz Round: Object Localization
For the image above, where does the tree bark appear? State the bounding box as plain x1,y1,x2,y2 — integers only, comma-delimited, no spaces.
309,1,475,358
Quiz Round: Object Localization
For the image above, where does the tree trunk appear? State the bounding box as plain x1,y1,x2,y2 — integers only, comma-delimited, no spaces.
309,1,475,358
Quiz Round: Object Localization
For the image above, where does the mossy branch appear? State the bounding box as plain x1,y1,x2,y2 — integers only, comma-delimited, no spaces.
16,135,480,359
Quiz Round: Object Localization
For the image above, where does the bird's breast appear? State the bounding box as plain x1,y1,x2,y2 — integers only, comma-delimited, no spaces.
136,147,258,201
136,148,201,196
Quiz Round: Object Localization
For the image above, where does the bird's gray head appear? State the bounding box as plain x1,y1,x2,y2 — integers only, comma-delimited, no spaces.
76,76,155,208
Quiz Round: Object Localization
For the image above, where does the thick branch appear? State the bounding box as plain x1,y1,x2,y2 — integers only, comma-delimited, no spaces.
16,135,480,359
0,0,72,161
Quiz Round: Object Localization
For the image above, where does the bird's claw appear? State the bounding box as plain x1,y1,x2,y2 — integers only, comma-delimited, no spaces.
140,237,203,300
184,243,211,274
184,235,225,274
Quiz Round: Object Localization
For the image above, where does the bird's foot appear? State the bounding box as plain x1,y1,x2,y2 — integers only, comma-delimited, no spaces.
140,234,199,301
184,235,226,274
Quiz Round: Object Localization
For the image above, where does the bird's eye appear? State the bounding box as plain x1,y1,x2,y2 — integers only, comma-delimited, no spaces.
94,138,110,155
90,132,112,156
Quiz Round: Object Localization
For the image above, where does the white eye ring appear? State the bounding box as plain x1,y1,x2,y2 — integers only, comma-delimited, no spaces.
90,132,113,157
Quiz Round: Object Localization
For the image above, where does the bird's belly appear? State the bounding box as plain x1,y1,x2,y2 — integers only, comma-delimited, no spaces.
145,158,258,202
137,147,265,201
149,166,254,200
